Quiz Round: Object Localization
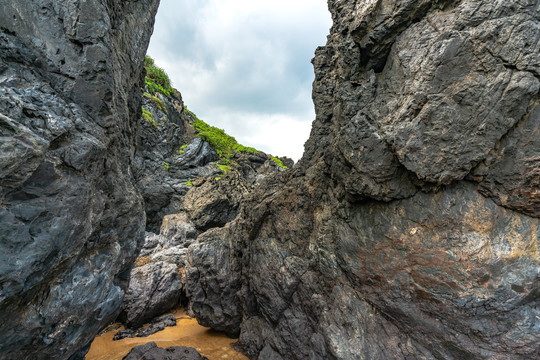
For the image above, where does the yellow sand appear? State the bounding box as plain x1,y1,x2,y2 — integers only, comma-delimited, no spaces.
85,309,248,360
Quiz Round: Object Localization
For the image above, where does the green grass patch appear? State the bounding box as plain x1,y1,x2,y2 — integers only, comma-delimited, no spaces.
142,107,156,127
185,107,259,160
185,178,193,187
144,55,174,97
271,156,288,169
162,161,169,171
177,144,188,155
216,163,232,174
143,92,168,113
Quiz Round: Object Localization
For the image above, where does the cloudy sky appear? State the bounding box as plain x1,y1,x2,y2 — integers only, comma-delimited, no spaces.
147,0,332,161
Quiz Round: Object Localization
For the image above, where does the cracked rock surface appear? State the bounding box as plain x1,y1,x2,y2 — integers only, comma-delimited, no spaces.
185,1,540,359
122,341,208,360
0,0,159,358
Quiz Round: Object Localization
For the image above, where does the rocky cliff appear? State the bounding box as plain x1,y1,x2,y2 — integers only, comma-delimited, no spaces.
0,0,159,358
185,0,540,359
119,76,293,332
1,0,539,359
132,74,292,233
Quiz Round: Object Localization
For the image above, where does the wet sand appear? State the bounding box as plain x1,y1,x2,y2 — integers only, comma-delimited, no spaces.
85,309,248,360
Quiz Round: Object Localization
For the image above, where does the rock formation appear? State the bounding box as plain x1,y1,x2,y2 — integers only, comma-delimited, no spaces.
133,89,220,232
122,341,208,360
185,0,540,359
117,72,292,333
0,0,159,358
2,0,539,359
133,77,293,232
117,213,194,330
114,313,176,340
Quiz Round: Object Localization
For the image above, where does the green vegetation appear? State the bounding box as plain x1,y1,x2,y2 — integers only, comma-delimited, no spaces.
162,161,169,171
183,106,295,177
142,107,156,127
144,55,174,97
185,107,259,159
185,178,193,187
177,144,188,155
271,156,288,169
216,163,232,174
143,92,168,113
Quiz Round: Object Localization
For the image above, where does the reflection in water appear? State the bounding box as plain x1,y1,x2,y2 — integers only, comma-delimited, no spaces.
85,309,248,360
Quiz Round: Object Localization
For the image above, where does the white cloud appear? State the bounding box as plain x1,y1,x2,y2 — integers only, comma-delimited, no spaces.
147,0,331,161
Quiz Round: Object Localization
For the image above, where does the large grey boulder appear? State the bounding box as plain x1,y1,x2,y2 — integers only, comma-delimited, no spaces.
0,0,159,358
185,226,243,337
122,342,208,360
119,261,182,329
119,213,198,329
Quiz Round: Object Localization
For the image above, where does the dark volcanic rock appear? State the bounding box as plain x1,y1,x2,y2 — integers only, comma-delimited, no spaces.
0,0,159,358
119,261,182,329
122,341,208,360
185,1,540,359
133,84,292,232
182,151,287,232
185,226,243,337
114,313,176,340
133,91,220,232
118,213,197,329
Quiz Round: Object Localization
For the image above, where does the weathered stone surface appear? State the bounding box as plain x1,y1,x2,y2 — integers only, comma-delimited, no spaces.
133,89,221,232
185,226,243,337
159,212,199,249
119,261,182,329
122,341,208,360
133,80,292,233
182,152,287,232
118,213,197,330
114,313,176,340
476,101,540,218
0,0,159,358
185,0,540,359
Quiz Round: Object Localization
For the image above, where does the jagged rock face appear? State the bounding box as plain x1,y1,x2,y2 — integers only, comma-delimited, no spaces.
118,213,197,329
133,92,220,232
0,0,159,358
182,152,287,232
122,341,209,360
186,1,540,359
133,89,292,232
119,261,182,329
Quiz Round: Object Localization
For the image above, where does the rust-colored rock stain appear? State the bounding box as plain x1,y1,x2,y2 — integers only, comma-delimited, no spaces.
85,309,248,360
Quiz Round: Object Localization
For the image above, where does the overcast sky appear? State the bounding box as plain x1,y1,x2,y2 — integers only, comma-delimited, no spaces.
147,0,332,161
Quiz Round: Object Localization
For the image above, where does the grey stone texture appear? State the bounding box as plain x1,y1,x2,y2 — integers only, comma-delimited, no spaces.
133,91,221,232
114,313,176,340
185,0,540,359
117,213,197,330
0,0,159,359
122,341,208,360
119,261,182,329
